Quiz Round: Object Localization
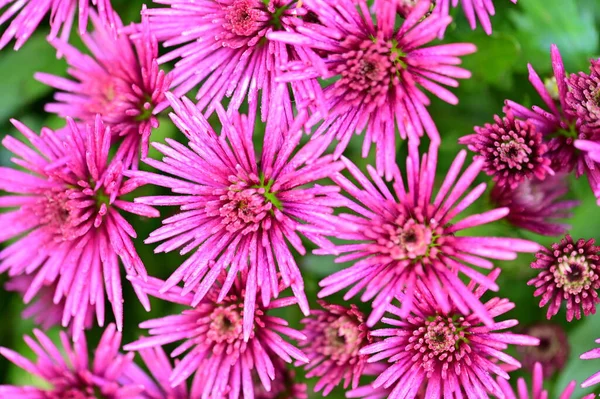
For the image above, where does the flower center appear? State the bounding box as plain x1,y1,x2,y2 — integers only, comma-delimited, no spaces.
386,217,438,261
408,315,470,377
207,305,244,344
331,36,401,108
224,0,263,37
553,253,594,294
496,135,532,170
322,316,362,362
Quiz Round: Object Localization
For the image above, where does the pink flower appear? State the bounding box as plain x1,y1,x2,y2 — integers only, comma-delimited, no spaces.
141,0,322,125
528,235,600,321
269,0,475,179
360,270,539,399
517,323,570,377
432,0,518,36
490,174,579,236
124,94,344,329
318,141,541,326
498,362,595,399
460,112,553,189
0,0,116,50
0,116,159,340
35,11,171,168
124,273,309,398
505,45,600,204
0,324,145,398
300,301,371,395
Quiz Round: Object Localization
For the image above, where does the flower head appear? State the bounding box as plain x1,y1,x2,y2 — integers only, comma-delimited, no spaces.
460,112,552,189
141,0,321,126
0,116,158,340
498,362,595,399
35,11,171,167
490,174,579,236
300,301,371,395
528,235,600,321
125,94,344,334
517,323,570,377
0,324,145,398
318,141,540,326
124,273,308,398
269,0,475,179
0,0,116,50
566,59,600,133
360,271,539,399
432,0,518,36
505,45,600,203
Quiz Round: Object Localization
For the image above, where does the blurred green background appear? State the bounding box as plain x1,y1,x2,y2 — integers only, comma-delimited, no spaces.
0,0,599,397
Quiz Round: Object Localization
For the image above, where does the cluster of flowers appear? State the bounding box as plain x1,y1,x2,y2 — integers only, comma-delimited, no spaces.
0,0,599,398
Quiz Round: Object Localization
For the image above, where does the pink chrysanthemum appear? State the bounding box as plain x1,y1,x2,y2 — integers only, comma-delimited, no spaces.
124,273,309,398
566,59,600,133
300,301,371,396
141,0,322,125
0,324,145,398
433,0,517,36
0,0,115,50
0,116,158,340
498,362,595,399
505,45,600,203
359,271,539,399
269,0,475,179
460,112,553,189
528,235,600,321
490,174,579,236
517,323,570,377
317,141,540,326
124,94,344,329
35,11,171,168
5,275,95,331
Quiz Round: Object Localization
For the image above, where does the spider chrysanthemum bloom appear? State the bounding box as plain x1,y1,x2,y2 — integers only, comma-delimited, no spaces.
269,0,476,179
359,272,539,399
125,94,344,332
528,235,600,321
505,45,600,201
517,323,570,377
460,112,552,189
141,0,322,124
490,174,579,236
300,301,371,395
318,141,541,326
497,362,595,399
0,0,115,50
124,274,309,398
433,0,517,36
0,116,158,340
0,324,145,398
566,59,600,133
35,11,171,168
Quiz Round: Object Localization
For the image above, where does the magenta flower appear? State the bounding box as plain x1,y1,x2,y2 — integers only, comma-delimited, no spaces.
498,362,595,399
269,0,475,179
5,275,95,331
359,270,539,399
0,116,158,340
317,141,540,326
35,11,171,168
490,174,579,236
433,0,517,36
124,273,308,398
0,0,115,50
566,59,600,133
517,323,570,377
528,235,600,321
0,324,145,398
141,0,322,124
300,301,371,396
460,112,552,189
121,347,189,399
125,94,344,326
505,45,600,203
